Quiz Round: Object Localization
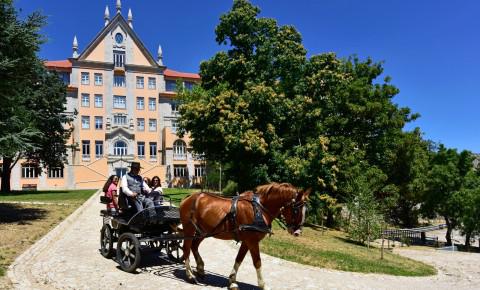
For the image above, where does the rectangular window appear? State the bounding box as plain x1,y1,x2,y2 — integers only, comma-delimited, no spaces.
81,72,89,85
148,97,156,111
149,119,157,131
59,72,70,85
165,80,176,92
194,165,206,177
113,75,126,87
94,73,103,86
113,115,127,125
171,119,179,133
113,95,126,109
148,77,156,89
95,140,103,158
81,94,90,107
81,116,90,129
113,50,125,67
48,167,64,179
137,118,145,131
82,140,90,158
149,142,157,158
22,164,39,178
137,141,145,158
94,116,103,130
171,102,179,114
174,165,187,177
136,97,144,110
94,94,103,108
136,76,144,89
184,81,195,91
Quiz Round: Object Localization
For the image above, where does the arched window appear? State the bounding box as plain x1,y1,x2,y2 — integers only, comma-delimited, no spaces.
114,140,127,156
173,140,187,160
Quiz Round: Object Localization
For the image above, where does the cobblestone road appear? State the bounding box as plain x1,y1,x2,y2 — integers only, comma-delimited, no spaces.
7,191,480,290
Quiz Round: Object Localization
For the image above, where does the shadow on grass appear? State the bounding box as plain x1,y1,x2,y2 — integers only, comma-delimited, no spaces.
333,235,368,247
0,190,70,196
0,203,48,224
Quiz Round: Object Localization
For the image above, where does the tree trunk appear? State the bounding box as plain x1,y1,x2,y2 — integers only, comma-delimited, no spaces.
1,157,13,193
444,216,452,246
326,209,335,228
465,231,471,250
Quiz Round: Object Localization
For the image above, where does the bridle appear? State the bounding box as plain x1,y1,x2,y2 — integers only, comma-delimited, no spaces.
277,191,306,230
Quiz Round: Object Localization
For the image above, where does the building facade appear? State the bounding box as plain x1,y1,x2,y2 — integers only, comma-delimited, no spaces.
8,1,204,190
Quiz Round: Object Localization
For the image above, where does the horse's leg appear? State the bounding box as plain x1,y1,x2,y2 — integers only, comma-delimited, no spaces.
182,225,196,282
248,241,269,290
228,241,249,290
191,237,205,278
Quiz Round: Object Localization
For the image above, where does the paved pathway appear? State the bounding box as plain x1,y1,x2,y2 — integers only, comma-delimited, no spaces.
8,191,480,290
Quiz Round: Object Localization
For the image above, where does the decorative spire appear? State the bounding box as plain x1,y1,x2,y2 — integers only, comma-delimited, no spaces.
116,0,121,14
72,35,79,58
128,8,133,28
104,6,110,26
157,45,163,66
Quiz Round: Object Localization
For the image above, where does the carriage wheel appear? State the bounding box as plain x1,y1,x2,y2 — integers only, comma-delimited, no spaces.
100,225,114,258
116,232,141,273
167,239,184,263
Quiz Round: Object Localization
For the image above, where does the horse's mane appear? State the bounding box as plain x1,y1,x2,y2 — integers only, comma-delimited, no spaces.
255,182,297,199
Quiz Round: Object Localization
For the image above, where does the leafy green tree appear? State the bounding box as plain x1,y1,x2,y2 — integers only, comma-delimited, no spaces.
386,129,430,227
0,0,72,192
454,171,480,248
423,145,474,245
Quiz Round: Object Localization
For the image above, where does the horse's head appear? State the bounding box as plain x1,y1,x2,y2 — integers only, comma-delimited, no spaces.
280,188,311,236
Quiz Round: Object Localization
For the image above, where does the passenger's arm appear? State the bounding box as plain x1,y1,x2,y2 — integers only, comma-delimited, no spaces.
142,181,151,194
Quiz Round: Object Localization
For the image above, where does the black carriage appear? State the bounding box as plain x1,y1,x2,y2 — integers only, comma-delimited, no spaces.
99,196,184,273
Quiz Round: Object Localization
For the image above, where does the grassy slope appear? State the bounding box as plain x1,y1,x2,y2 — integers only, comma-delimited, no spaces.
261,225,437,276
0,190,96,203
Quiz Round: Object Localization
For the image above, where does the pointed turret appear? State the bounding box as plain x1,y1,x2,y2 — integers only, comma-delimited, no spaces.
104,6,110,26
128,8,133,28
116,0,121,14
72,35,79,58
157,45,163,66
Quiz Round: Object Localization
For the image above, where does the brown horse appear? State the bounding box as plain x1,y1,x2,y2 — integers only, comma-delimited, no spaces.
179,182,311,290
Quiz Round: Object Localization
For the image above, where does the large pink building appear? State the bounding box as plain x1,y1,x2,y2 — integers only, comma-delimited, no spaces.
10,1,204,190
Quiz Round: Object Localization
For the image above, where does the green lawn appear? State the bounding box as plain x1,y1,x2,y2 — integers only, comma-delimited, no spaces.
163,188,198,205
0,190,97,204
261,224,437,276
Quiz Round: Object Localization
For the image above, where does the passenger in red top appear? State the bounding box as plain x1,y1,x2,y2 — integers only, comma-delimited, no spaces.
102,175,119,215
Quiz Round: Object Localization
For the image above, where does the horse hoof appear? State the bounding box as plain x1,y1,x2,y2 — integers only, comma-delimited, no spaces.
229,282,239,290
186,276,197,284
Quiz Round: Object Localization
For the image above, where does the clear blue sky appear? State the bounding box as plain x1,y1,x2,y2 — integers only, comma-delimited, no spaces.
16,0,480,153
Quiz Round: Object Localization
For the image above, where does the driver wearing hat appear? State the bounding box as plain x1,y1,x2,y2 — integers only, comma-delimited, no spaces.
121,162,155,214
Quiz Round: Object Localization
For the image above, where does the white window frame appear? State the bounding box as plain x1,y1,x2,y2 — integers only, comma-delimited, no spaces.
113,75,126,87
113,95,126,109
148,97,156,111
173,140,187,160
48,167,64,179
137,118,145,131
137,141,145,158
22,164,39,179
114,140,128,156
81,116,90,129
94,94,103,108
113,115,127,126
194,165,206,177
81,72,89,85
174,165,187,177
94,73,103,86
95,140,103,158
148,77,156,89
136,76,144,89
171,119,179,133
149,142,157,158
94,116,103,130
136,97,144,110
81,94,90,107
149,119,157,131
82,140,90,159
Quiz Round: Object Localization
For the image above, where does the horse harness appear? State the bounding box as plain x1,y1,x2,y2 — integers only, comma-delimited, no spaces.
190,193,273,241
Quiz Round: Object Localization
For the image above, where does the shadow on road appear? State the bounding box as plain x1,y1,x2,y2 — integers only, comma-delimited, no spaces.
0,203,47,224
138,253,259,289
